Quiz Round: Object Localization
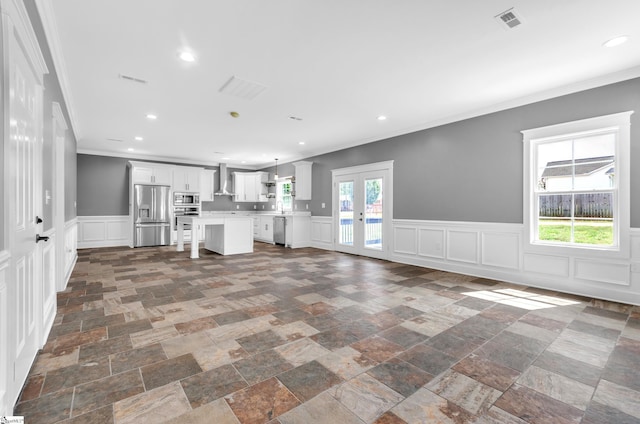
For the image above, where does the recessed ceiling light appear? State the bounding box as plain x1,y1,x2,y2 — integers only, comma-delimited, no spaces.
179,51,196,62
241,161,246,164
222,157,230,160
146,114,157,120
127,148,134,152
603,35,629,48
298,141,305,145
377,115,387,121
134,136,143,141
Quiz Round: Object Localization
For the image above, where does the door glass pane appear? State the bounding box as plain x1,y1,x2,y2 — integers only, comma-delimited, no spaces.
339,181,353,246
364,178,382,250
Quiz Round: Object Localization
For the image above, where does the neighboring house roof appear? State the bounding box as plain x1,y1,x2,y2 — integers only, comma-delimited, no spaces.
541,156,614,178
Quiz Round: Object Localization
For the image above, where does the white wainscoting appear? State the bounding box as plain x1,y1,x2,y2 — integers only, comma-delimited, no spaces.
0,250,9,416
41,229,57,344
310,216,333,250
62,219,78,290
392,220,640,306
78,216,129,249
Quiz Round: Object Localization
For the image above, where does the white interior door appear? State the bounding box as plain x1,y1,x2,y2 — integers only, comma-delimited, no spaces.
7,15,45,401
333,163,392,260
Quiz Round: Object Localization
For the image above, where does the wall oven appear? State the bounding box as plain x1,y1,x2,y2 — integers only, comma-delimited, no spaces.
174,192,200,206
173,206,200,231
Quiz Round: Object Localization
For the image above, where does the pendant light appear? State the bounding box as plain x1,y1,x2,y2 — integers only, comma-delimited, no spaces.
274,158,279,180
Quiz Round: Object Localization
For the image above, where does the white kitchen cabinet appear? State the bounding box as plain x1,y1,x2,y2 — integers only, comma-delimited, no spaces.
233,172,268,202
129,161,173,185
255,215,274,243
200,169,216,202
253,217,260,238
173,166,203,192
293,161,313,200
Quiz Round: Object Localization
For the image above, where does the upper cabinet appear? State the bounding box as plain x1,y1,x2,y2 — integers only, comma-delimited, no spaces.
173,166,203,192
293,161,313,200
129,161,172,185
200,169,216,202
234,172,268,202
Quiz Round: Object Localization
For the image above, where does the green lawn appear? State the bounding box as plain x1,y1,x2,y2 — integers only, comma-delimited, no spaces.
538,221,613,245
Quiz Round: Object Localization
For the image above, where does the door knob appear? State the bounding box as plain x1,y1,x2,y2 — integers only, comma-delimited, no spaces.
35,216,43,224
36,234,49,243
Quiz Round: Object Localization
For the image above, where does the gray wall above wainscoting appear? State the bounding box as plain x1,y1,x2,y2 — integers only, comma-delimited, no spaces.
77,155,130,216
78,77,640,227
297,77,640,225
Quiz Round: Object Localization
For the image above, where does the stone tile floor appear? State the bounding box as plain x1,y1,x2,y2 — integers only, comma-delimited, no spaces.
14,242,640,423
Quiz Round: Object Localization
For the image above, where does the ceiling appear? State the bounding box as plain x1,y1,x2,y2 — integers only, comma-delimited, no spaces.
39,0,640,168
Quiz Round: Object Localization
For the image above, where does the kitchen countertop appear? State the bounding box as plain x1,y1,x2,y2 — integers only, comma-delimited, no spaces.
200,211,311,217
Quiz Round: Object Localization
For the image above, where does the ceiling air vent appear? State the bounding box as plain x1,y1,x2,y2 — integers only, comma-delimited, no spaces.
495,8,524,30
219,76,267,100
107,138,124,142
118,74,148,84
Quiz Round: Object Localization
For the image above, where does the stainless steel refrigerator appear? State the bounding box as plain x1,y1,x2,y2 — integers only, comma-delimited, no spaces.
133,184,171,247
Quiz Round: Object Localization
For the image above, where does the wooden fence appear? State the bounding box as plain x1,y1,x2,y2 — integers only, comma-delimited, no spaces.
539,193,613,218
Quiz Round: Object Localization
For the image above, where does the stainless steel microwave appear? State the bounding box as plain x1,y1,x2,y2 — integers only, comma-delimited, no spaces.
173,192,200,205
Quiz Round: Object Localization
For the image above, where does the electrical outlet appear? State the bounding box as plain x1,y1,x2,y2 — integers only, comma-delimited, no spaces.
253,205,257,209
262,205,265,209
321,203,325,208
272,205,275,209
236,205,240,210
306,204,309,209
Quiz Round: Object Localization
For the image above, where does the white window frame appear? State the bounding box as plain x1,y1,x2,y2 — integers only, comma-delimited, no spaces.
521,111,633,259
276,178,293,212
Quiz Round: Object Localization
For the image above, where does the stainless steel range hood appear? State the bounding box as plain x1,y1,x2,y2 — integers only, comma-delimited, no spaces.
214,163,235,196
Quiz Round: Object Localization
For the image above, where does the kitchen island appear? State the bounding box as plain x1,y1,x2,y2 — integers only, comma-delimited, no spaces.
176,215,253,258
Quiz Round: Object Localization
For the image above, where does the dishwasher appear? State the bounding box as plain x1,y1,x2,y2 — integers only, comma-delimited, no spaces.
273,216,286,246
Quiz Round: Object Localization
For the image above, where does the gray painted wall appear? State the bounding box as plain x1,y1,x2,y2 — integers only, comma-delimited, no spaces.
77,155,130,216
77,77,640,227
76,155,311,215
299,77,640,225
24,0,78,228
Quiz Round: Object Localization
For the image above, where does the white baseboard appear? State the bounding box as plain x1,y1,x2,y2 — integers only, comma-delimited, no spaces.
77,215,129,249
0,251,9,416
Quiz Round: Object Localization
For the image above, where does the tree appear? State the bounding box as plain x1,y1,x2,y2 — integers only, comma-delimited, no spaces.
366,179,381,206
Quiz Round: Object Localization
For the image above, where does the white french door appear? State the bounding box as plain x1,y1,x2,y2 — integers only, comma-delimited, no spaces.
333,162,393,260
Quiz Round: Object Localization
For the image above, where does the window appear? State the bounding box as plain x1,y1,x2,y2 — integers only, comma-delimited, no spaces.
276,179,293,212
522,111,632,256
